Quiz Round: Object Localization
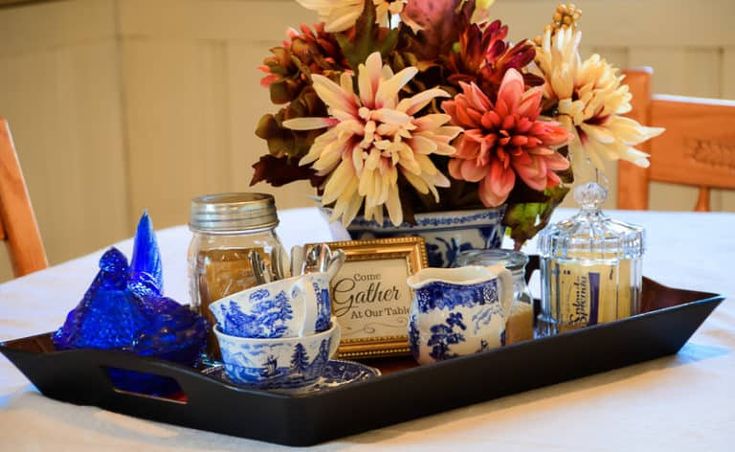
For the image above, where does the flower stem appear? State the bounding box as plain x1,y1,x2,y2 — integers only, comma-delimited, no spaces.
594,167,610,190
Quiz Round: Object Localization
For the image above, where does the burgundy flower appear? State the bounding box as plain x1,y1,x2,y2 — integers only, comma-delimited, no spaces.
446,20,542,101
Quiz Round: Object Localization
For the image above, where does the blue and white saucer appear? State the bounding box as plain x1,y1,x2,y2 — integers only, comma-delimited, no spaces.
202,359,380,393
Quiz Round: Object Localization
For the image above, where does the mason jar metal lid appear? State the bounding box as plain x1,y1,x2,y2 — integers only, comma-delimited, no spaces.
189,193,279,233
456,249,529,272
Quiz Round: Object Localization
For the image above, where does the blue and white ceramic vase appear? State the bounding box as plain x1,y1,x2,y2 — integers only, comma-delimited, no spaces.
343,208,506,268
406,264,514,365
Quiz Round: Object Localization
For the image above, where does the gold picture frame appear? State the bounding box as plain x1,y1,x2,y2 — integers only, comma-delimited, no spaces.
305,237,428,359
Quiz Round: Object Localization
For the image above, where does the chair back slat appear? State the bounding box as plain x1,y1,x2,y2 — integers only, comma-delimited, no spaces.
0,118,48,276
618,68,653,210
618,69,735,211
0,201,5,240
648,95,735,189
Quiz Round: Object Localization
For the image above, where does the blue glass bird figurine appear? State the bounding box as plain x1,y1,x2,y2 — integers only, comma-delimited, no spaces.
53,212,207,392
128,210,164,300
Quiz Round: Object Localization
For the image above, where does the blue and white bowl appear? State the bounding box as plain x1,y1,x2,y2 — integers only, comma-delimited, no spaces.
213,318,341,389
344,208,506,268
209,272,331,339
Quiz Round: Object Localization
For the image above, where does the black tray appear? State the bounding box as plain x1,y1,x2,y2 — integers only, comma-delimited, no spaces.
0,270,723,446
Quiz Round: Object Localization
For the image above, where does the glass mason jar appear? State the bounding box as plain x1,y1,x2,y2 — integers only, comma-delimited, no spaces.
537,182,645,337
188,193,288,359
456,249,535,344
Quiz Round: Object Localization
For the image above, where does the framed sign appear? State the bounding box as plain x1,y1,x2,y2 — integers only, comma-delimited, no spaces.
306,237,427,359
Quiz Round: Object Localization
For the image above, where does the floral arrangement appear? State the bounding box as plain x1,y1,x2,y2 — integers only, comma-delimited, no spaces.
251,1,663,246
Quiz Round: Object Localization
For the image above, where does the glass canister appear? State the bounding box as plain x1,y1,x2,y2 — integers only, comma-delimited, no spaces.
456,249,535,344
188,193,288,359
536,182,645,336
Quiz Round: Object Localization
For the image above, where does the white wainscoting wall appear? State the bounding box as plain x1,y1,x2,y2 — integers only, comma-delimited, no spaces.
1,0,734,281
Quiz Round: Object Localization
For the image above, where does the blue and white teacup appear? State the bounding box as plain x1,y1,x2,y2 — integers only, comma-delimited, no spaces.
214,318,341,388
406,264,514,365
209,272,331,339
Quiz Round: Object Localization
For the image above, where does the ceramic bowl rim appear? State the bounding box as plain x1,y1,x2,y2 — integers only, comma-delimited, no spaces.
213,317,338,344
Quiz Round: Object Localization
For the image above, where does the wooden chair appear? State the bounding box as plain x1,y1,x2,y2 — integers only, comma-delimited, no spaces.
0,117,48,277
618,68,735,211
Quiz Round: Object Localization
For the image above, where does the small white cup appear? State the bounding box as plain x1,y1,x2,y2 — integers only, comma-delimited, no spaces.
209,272,331,339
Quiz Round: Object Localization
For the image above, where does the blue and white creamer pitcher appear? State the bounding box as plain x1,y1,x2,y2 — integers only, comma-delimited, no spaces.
407,264,514,365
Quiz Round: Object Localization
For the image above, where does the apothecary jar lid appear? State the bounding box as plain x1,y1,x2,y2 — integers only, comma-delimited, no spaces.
537,182,645,259
189,192,279,233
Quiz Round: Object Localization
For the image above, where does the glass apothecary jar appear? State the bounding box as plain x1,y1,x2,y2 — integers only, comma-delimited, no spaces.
537,182,645,337
188,193,288,358
456,249,535,344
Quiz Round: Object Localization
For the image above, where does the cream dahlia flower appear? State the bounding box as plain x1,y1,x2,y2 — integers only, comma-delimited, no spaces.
535,27,581,102
375,0,408,28
535,28,664,174
284,52,462,226
296,0,409,33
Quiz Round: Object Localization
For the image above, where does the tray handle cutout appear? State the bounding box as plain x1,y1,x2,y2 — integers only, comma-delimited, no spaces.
82,350,217,408
102,366,189,404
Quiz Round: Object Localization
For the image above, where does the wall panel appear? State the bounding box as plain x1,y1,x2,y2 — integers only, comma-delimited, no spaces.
122,39,235,228
1,0,734,282
225,41,315,210
118,0,315,221
0,39,128,279
493,0,735,48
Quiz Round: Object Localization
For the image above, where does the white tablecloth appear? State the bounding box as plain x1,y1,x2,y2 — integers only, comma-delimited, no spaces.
1,208,733,451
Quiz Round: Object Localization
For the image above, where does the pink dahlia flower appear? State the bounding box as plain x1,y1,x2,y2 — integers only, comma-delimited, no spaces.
442,68,571,207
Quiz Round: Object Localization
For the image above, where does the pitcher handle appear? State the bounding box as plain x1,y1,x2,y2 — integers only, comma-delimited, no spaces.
295,275,319,336
487,264,514,320
328,321,341,357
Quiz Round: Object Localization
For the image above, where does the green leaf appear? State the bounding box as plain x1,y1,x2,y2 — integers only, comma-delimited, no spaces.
379,29,400,57
269,82,291,105
335,1,399,70
502,184,571,250
250,155,319,188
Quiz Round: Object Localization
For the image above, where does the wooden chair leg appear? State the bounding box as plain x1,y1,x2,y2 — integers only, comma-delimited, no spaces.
619,68,653,210
0,119,49,276
694,187,710,212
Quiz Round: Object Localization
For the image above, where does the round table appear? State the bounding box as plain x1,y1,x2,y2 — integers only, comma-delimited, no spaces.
1,208,733,451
